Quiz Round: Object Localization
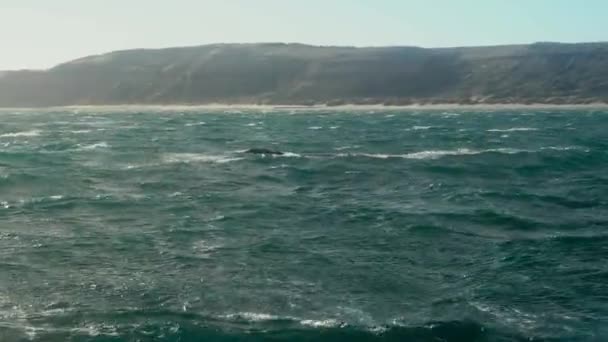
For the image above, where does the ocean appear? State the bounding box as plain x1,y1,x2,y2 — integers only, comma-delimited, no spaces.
0,108,606,341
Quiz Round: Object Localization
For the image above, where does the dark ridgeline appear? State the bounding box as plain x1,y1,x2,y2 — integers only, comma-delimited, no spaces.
1,42,608,107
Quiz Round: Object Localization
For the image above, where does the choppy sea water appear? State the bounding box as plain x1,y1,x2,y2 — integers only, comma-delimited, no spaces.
0,108,607,341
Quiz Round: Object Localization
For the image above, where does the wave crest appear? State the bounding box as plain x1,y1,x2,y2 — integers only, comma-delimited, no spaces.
76,142,110,150
334,146,585,160
487,127,539,132
336,148,521,160
162,153,243,164
0,130,41,138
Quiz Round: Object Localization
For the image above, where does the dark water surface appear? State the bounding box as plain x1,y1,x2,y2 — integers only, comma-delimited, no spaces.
0,108,607,341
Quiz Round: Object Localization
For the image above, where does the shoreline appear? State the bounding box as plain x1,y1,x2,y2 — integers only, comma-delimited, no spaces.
1,102,608,112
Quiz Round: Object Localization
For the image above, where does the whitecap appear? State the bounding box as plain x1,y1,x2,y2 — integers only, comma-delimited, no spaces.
192,240,222,257
70,324,119,337
411,126,433,130
185,122,206,127
124,164,141,170
39,306,72,317
300,319,341,328
280,152,302,158
403,148,482,159
336,148,527,160
336,153,393,159
487,127,538,132
77,142,110,150
223,312,281,322
470,302,538,330
206,215,225,222
406,148,526,159
239,150,302,158
24,326,44,339
18,194,67,205
69,129,92,134
162,153,243,164
541,146,588,152
0,130,41,138
308,126,323,130
334,145,360,151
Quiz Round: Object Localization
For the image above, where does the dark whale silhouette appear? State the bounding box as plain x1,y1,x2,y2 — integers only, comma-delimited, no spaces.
244,148,284,155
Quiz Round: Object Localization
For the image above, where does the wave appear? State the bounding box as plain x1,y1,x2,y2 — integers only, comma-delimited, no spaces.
191,240,222,258
404,148,491,159
218,312,489,335
21,195,65,204
541,146,587,151
234,149,302,158
300,319,342,328
408,126,433,131
68,129,93,134
470,302,540,332
0,130,41,138
232,145,585,162
124,153,245,169
76,142,110,150
335,148,516,160
162,153,244,164
222,312,285,322
333,146,587,160
218,312,347,329
0,322,119,340
185,121,206,127
0,318,517,341
334,145,361,151
281,152,302,158
0,195,69,211
487,127,539,132
0,303,544,341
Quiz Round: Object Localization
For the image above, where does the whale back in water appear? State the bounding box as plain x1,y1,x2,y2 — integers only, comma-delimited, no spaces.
244,148,284,155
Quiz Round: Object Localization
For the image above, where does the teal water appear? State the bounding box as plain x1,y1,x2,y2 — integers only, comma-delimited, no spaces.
0,108,607,341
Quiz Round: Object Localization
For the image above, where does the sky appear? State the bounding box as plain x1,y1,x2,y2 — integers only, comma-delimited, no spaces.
1,0,606,70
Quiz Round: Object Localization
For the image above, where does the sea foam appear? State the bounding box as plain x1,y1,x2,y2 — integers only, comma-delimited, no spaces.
487,127,539,132
0,130,41,138
162,153,243,164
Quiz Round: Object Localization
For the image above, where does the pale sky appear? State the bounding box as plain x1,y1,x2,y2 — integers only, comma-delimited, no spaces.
1,0,606,70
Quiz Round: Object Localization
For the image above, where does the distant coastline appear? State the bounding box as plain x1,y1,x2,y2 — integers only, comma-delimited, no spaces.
2,43,608,108
2,102,608,112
